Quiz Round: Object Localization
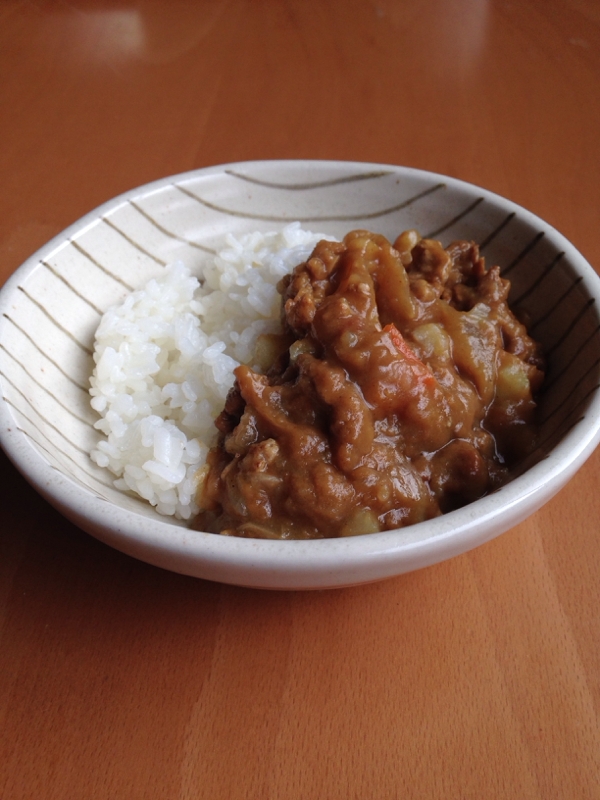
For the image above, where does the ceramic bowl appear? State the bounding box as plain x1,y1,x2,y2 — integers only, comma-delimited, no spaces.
1,160,600,589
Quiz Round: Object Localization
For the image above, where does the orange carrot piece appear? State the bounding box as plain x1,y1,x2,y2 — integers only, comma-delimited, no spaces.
382,324,437,387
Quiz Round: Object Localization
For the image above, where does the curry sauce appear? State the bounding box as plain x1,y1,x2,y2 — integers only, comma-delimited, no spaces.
194,230,544,538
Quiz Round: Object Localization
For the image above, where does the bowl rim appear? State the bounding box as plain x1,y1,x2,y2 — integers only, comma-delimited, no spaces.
2,159,600,587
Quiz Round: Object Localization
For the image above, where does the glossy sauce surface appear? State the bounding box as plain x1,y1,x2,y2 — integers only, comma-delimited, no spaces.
197,231,544,538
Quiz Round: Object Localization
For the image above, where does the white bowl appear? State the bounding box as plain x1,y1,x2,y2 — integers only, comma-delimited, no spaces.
1,160,600,589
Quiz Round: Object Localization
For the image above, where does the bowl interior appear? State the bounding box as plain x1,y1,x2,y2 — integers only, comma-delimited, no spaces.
1,160,599,559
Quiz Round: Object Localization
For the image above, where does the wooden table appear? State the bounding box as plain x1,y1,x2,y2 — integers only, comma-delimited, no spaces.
1,1,600,797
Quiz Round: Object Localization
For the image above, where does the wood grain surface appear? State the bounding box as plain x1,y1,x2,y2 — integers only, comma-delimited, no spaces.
1,1,600,797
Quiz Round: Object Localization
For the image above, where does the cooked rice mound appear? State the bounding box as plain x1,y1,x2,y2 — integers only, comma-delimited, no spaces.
89,223,329,519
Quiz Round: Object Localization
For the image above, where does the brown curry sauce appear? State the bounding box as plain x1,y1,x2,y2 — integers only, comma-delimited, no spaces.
194,230,544,539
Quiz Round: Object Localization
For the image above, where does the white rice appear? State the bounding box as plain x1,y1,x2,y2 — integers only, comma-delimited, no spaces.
89,222,330,520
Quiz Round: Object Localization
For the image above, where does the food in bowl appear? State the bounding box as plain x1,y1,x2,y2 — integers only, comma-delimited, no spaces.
90,223,544,540
2,159,599,587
